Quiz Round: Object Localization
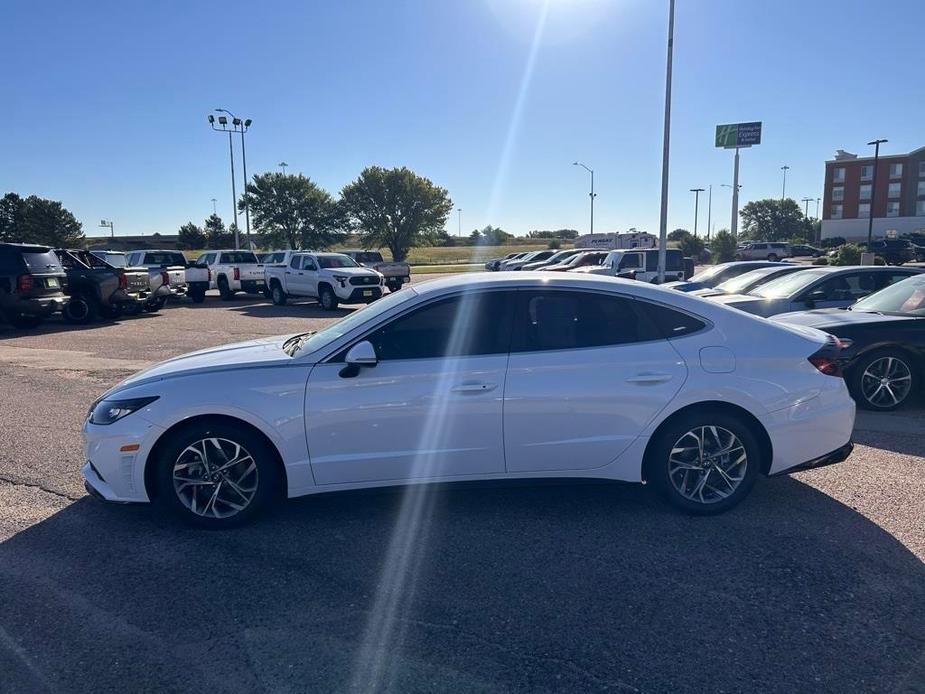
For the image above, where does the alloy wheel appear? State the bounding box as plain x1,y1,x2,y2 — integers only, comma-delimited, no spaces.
172,437,259,519
667,426,747,505
861,356,912,409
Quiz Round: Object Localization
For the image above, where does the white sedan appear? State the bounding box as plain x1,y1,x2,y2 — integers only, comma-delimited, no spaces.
82,273,856,527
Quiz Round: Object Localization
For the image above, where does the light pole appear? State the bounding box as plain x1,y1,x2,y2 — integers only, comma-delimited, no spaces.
211,198,217,215
780,165,790,201
690,188,705,237
656,0,676,283
801,197,813,218
279,162,288,175
457,208,462,237
216,109,253,249
706,184,712,240
867,138,888,246
815,197,820,218
207,114,240,249
572,161,596,235
99,219,114,239
722,183,741,235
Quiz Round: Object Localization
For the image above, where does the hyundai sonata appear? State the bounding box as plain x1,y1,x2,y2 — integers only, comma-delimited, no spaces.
83,273,855,527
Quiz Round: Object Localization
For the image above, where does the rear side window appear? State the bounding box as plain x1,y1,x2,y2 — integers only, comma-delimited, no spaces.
512,290,660,353
289,256,302,269
366,292,514,360
641,301,707,338
21,250,63,273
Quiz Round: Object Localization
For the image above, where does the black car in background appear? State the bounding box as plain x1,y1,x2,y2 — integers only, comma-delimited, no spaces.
866,239,920,265
773,274,925,410
0,243,68,329
55,248,150,323
790,244,822,258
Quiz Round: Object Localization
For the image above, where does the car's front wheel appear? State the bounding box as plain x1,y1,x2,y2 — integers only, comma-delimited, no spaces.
767,253,779,261
319,286,338,311
647,410,760,514
849,350,916,411
155,422,280,528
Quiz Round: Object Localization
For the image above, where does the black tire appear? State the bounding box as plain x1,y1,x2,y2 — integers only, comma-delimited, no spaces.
190,289,206,304
4,312,44,329
63,296,97,324
154,420,281,529
386,280,402,293
319,285,338,311
767,253,778,262
144,297,166,313
848,349,917,411
218,277,234,301
262,286,273,300
646,409,761,515
271,282,287,306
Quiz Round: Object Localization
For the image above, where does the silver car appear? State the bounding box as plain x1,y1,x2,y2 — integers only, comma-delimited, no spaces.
735,242,792,261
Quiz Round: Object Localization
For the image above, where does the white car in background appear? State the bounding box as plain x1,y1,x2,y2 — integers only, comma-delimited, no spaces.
82,273,855,528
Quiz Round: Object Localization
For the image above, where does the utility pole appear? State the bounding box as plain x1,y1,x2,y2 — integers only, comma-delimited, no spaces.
656,0,675,283
867,139,888,246
801,197,813,218
278,162,288,175
457,208,462,237
572,162,596,235
99,219,114,239
780,165,790,200
207,114,240,249
706,184,712,240
690,188,705,237
211,198,217,215
731,148,740,238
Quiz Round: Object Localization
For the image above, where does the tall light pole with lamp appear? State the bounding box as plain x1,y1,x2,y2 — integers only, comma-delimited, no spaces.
866,138,888,247
780,165,790,200
207,114,240,249
457,208,462,237
706,184,712,240
215,109,253,249
801,197,813,218
572,161,596,235
656,0,676,283
689,188,704,237
278,162,288,175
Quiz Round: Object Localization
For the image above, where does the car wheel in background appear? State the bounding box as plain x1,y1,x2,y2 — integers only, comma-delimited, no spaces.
767,253,779,261
386,280,402,293
319,286,338,311
3,311,44,329
646,409,761,515
218,277,234,301
63,296,96,324
849,350,916,411
144,297,166,313
271,283,287,306
189,289,206,304
154,421,280,529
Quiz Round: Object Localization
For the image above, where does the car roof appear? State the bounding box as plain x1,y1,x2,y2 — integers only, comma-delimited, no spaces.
0,242,54,251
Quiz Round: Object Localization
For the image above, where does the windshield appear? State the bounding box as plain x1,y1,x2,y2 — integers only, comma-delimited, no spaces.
688,264,729,283
751,269,830,298
102,252,126,267
295,288,417,355
716,268,785,294
317,254,360,269
852,276,925,315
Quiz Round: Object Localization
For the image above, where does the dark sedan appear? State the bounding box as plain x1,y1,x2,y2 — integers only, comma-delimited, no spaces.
773,274,925,410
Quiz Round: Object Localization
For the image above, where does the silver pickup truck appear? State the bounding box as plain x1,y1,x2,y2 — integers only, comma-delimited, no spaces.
125,249,189,308
341,250,410,292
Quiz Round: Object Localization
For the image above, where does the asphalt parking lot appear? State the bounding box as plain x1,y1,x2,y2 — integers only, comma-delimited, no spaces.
0,276,923,694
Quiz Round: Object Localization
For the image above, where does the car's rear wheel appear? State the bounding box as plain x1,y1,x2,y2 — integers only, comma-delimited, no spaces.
144,297,166,313
155,422,280,528
218,277,234,301
647,411,760,514
271,283,287,306
189,288,206,304
850,350,916,411
767,253,778,261
63,295,97,324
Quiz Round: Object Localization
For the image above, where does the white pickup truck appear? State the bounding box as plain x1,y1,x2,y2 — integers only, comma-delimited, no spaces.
125,249,189,308
570,248,686,283
340,250,410,293
264,251,384,310
193,250,266,300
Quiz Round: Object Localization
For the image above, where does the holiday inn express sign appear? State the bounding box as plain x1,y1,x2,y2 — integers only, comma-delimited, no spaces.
715,122,762,148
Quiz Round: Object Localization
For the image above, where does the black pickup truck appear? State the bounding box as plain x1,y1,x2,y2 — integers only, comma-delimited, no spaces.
0,242,68,329
55,249,151,323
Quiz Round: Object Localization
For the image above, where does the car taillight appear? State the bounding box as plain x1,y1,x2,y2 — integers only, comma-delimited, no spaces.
16,274,34,292
808,336,845,377
118,272,127,290
233,267,240,281
160,271,169,287
207,269,212,281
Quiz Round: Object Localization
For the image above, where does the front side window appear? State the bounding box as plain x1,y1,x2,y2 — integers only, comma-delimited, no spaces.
853,276,925,316
809,272,881,302
512,291,660,353
619,254,641,269
289,256,302,269
367,292,513,360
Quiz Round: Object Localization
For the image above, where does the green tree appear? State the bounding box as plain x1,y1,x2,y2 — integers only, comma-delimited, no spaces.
740,198,813,242
710,229,738,263
0,193,84,246
177,222,207,250
341,166,453,262
204,214,232,249
477,225,512,245
242,173,345,250
678,234,705,259
667,228,690,242
833,243,862,266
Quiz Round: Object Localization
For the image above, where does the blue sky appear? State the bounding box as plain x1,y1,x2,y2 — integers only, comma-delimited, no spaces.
3,0,923,239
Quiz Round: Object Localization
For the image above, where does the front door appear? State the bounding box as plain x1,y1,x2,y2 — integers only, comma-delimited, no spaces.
504,289,686,472
305,291,514,485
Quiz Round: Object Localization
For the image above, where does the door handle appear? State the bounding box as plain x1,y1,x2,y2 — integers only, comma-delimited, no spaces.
451,382,497,393
625,372,673,385
285,271,291,274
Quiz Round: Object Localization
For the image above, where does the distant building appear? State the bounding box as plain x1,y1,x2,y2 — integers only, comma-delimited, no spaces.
821,146,925,241
573,230,656,250
85,234,179,251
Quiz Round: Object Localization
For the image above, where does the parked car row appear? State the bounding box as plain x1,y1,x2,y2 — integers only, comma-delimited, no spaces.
487,248,690,282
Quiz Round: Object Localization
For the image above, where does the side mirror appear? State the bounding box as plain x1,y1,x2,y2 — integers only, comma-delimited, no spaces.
345,340,377,367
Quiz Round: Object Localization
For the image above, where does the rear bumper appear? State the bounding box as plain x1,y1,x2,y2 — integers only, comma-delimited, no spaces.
240,279,266,293
6,295,65,316
768,442,854,477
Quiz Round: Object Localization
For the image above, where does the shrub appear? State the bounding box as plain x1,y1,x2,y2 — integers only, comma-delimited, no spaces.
832,243,862,266
811,257,829,266
547,239,561,250
710,230,737,263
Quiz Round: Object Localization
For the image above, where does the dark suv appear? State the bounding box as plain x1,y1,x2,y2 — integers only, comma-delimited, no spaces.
866,239,918,265
0,243,68,329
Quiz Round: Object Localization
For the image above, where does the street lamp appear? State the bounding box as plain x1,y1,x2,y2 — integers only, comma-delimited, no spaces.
801,197,813,218
656,0,676,283
689,188,705,237
216,109,253,249
867,138,888,246
211,198,217,215
780,165,790,201
457,208,462,237
572,161,596,235
99,219,114,239
706,185,712,240
208,113,240,249
279,162,288,175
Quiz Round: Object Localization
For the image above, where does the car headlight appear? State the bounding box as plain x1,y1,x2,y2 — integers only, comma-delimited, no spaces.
333,275,348,285
89,396,159,425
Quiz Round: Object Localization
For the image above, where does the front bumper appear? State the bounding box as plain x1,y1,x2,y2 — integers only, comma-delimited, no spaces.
339,286,383,303
82,416,164,503
769,442,854,477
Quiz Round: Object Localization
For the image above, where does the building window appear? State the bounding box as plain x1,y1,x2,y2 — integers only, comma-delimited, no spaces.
918,201,925,216
833,167,846,183
888,182,901,198
858,203,871,218
889,163,903,179
918,181,925,197
919,161,925,178
861,164,874,180
887,202,900,217
832,186,844,201
831,204,843,219
859,184,872,200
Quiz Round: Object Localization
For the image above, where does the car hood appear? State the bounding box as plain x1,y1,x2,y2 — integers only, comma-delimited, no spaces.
325,267,380,277
771,308,919,329
111,335,296,392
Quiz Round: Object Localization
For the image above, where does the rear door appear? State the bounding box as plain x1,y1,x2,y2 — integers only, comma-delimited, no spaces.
504,289,687,472
301,255,320,296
